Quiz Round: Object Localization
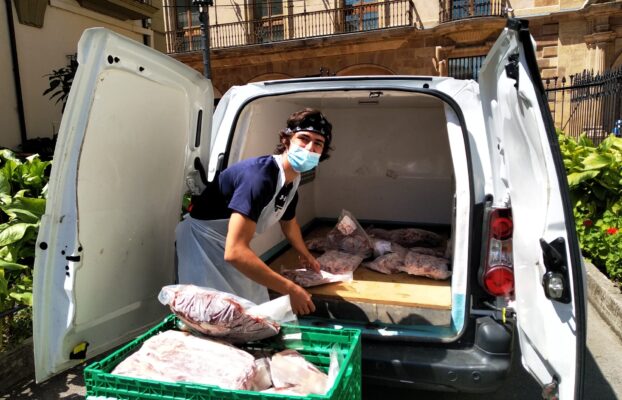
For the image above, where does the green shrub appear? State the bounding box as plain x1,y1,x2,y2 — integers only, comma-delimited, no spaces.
558,133,622,286
0,150,50,349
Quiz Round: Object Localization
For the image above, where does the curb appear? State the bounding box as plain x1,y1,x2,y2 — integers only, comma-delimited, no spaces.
586,262,622,343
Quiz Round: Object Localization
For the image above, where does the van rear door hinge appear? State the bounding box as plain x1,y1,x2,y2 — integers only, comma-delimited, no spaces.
505,53,520,89
541,377,559,400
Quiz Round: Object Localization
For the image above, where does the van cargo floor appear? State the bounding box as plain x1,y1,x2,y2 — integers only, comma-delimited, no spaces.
268,226,452,327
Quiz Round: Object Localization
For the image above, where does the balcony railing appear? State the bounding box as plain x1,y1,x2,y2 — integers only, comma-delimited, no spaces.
166,0,414,54
439,0,507,23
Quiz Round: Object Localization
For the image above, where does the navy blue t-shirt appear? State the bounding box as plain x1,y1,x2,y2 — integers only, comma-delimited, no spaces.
189,155,298,222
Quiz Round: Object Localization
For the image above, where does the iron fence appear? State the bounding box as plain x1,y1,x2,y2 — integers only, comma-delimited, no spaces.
544,67,622,144
439,0,507,23
165,0,414,53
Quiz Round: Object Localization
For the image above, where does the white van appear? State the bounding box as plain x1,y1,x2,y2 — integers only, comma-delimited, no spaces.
32,19,586,399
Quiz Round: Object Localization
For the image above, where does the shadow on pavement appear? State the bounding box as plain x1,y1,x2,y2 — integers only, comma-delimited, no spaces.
583,347,617,400
0,363,86,400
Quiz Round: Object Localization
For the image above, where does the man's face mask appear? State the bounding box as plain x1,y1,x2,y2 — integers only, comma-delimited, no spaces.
287,143,321,172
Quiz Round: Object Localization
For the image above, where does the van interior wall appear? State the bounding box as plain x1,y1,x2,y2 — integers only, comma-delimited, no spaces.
229,94,454,255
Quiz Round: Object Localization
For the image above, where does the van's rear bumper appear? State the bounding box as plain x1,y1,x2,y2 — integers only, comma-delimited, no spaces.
361,317,514,393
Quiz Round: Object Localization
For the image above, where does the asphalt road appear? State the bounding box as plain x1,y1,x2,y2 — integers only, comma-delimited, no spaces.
3,302,621,399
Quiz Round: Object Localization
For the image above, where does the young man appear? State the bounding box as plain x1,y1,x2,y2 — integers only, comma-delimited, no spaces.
175,108,333,315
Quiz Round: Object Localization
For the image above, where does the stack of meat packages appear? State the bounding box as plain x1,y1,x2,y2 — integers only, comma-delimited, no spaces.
364,227,452,280
296,210,452,283
283,211,369,287
111,285,335,396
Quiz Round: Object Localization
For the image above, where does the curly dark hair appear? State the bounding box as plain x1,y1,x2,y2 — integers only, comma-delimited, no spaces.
274,108,333,161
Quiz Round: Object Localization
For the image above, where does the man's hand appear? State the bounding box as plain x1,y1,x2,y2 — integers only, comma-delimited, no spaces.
287,283,316,315
299,253,321,273
280,218,321,273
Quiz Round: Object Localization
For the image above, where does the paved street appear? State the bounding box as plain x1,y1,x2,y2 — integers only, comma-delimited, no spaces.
3,302,621,399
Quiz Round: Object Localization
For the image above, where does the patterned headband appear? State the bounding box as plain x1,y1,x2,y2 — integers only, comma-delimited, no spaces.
286,114,331,141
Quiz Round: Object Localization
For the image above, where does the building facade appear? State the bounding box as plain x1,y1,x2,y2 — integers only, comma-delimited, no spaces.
162,0,622,111
1,0,165,150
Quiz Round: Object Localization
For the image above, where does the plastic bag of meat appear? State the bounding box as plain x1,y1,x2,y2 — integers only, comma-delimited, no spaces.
305,237,328,252
364,239,409,274
269,349,329,395
317,250,363,274
399,251,452,280
362,252,405,274
158,285,295,343
111,330,257,390
325,210,373,257
366,227,392,241
371,238,408,258
282,268,353,288
410,246,447,258
390,228,444,247
367,227,444,248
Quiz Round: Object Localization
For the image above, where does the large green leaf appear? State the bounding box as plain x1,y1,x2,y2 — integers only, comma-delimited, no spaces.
577,134,594,147
0,150,19,163
9,291,32,306
582,153,613,170
0,223,36,247
1,197,46,223
0,171,10,195
567,170,600,187
0,259,28,271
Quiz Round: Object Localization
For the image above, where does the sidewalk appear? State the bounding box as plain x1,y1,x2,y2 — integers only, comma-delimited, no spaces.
586,262,622,343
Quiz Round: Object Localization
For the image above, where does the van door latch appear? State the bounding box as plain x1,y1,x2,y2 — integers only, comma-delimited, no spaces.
540,237,571,304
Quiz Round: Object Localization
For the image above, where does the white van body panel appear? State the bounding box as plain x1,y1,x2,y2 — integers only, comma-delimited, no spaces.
32,28,213,382
480,26,584,399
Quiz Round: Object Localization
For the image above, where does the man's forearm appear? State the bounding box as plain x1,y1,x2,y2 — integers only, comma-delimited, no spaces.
280,219,312,257
225,244,296,295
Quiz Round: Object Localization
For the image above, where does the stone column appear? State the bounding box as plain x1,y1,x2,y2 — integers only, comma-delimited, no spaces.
582,29,616,139
584,31,617,73
435,46,454,77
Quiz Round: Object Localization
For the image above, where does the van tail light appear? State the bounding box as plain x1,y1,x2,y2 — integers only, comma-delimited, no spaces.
481,208,514,297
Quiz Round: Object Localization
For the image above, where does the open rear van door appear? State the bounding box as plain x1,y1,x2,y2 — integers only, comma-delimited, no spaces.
479,19,585,400
33,28,213,382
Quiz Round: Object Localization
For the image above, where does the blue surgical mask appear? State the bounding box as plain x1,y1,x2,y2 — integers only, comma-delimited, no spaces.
287,143,320,172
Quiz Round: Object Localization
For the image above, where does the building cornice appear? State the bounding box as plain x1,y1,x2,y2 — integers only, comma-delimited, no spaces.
584,31,617,45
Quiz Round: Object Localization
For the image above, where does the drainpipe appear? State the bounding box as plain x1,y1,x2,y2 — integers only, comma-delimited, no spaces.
4,0,28,148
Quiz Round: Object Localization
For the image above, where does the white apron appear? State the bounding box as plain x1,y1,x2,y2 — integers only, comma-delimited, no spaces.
175,155,300,304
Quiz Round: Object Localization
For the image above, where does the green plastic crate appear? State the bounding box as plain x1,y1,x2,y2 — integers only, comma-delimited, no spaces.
84,315,361,400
